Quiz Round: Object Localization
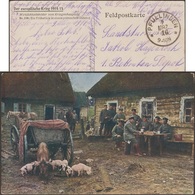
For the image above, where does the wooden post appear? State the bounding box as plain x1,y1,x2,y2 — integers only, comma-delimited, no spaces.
80,118,85,139
148,137,151,156
192,143,194,159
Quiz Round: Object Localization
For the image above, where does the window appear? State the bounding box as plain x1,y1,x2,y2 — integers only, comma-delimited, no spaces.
1,102,5,113
13,103,31,112
18,103,27,112
44,104,55,120
139,97,156,122
106,100,118,112
180,96,194,123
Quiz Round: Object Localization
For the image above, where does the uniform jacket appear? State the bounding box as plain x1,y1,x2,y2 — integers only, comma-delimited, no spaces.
123,121,138,141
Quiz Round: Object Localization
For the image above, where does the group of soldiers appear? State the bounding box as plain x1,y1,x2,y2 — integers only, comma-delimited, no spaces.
58,108,78,133
99,105,172,156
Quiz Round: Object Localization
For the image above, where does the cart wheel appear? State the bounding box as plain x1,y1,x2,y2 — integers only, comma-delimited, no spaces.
10,126,19,158
63,129,74,165
23,135,28,163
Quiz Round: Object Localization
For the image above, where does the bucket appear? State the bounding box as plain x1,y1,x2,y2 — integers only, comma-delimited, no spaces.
174,134,182,141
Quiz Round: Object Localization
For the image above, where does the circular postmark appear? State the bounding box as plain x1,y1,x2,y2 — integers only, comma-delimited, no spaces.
146,11,181,47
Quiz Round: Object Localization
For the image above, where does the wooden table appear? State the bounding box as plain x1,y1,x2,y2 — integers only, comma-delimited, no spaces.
136,133,165,156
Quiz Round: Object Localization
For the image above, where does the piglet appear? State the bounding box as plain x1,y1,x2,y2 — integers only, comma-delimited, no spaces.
20,161,39,176
71,163,92,176
49,159,68,171
65,166,73,177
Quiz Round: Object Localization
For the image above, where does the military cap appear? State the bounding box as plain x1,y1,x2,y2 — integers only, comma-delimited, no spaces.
117,119,125,123
129,116,135,120
118,108,123,111
131,108,136,112
155,116,161,120
162,117,168,121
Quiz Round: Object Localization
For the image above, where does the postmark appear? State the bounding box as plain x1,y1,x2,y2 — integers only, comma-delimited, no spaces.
146,11,181,47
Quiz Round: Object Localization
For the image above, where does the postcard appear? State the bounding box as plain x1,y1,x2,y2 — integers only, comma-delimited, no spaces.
10,1,185,71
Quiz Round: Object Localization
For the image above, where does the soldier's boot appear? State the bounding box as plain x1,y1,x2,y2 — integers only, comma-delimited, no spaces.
124,142,131,155
99,129,102,136
134,144,142,156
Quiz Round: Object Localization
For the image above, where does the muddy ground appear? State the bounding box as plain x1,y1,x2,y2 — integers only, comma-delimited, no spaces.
1,122,194,194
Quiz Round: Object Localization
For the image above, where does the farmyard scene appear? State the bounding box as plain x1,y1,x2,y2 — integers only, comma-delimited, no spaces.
1,73,194,194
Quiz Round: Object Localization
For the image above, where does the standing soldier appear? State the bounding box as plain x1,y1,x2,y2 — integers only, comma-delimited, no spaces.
113,108,126,124
99,104,109,136
107,105,116,136
72,110,78,133
58,108,66,122
131,109,142,130
123,116,142,156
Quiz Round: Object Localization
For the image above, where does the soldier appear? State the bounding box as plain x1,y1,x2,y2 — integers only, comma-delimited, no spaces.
139,115,152,131
99,104,109,136
107,105,116,136
113,108,126,124
159,117,172,140
123,116,142,156
159,117,173,151
138,115,152,153
150,116,162,155
131,109,142,130
58,108,66,122
112,119,125,151
71,110,78,133
150,116,162,132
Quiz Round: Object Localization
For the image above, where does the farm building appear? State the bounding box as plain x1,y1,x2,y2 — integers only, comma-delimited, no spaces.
73,91,89,121
1,73,74,120
87,73,194,145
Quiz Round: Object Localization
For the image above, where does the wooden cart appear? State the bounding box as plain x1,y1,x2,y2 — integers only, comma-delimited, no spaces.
10,116,74,164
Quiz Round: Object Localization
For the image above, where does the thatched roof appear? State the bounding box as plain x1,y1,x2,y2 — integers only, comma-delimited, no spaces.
87,73,194,97
1,73,74,104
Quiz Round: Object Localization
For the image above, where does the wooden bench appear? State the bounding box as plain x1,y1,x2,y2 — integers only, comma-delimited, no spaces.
167,140,194,158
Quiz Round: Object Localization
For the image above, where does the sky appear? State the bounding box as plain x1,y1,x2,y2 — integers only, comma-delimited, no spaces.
68,73,106,92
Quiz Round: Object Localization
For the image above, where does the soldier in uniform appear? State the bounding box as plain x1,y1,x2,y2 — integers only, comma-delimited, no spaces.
58,108,66,122
123,116,142,156
150,116,162,154
99,104,109,136
112,119,125,151
159,117,172,140
159,117,173,151
113,108,126,124
139,115,152,131
150,116,162,132
107,105,116,136
138,115,152,153
131,109,142,130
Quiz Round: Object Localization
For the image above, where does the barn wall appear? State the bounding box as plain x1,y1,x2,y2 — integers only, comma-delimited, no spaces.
94,91,194,141
3,99,72,120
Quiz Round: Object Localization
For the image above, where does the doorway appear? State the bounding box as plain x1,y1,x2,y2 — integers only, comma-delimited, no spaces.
45,105,55,120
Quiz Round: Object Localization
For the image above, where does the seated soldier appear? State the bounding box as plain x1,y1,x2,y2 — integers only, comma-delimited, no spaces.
150,116,162,155
159,117,173,150
138,115,152,154
139,115,152,131
150,116,161,132
112,119,125,151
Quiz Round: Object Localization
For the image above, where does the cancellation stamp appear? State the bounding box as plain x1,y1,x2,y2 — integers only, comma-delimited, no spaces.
146,11,181,47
